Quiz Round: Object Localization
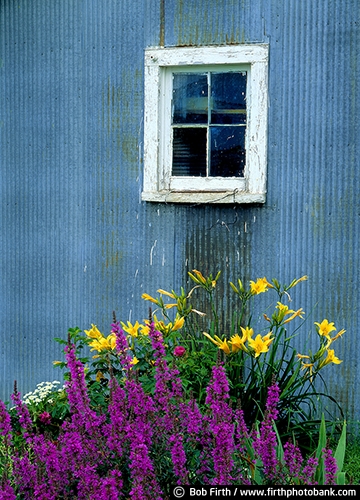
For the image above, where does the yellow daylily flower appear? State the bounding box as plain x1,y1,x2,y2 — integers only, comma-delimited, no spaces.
172,316,185,331
121,320,141,338
314,319,337,340
319,349,342,369
276,302,292,314
248,333,273,357
262,332,273,343
89,333,116,352
155,320,168,335
84,324,103,340
139,320,150,336
229,333,248,353
157,289,176,299
301,362,315,378
283,308,305,324
290,275,308,288
191,269,207,284
296,353,311,360
202,332,231,355
240,326,254,340
108,333,117,349
328,328,346,344
141,293,159,304
249,277,271,295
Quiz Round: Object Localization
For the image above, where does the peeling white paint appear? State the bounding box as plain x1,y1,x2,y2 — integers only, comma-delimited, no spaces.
150,240,157,265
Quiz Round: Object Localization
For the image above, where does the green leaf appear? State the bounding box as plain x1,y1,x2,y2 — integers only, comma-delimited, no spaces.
273,420,284,463
334,421,347,481
315,414,327,484
336,471,346,485
54,337,67,345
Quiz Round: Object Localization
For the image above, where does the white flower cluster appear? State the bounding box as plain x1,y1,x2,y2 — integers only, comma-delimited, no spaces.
23,381,64,406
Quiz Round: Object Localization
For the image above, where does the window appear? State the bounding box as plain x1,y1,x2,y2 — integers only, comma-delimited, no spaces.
142,45,269,204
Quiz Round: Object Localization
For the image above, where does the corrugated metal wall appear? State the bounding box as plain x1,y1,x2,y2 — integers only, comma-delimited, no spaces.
0,0,359,420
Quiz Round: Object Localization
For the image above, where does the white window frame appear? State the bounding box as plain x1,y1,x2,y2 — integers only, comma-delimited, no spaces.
142,45,269,204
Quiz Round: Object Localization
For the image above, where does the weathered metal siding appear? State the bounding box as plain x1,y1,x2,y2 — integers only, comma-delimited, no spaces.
0,0,359,422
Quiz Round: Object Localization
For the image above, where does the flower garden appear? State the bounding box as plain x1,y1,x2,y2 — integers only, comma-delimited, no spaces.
0,271,355,498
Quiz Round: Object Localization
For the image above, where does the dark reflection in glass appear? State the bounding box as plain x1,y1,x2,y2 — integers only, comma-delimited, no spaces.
172,128,207,176
210,126,245,177
172,74,208,124
211,72,247,124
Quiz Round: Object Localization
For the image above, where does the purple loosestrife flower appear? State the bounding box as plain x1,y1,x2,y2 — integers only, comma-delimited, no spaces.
33,483,57,500
0,480,16,500
253,383,281,482
128,437,163,500
300,456,319,484
283,441,303,479
59,429,86,480
0,401,12,438
0,401,14,499
234,406,250,456
170,366,184,401
112,320,132,372
97,470,123,500
178,398,213,484
323,448,338,485
107,376,128,457
205,364,232,419
11,385,33,440
75,464,104,500
12,452,37,498
265,383,280,421
32,434,67,497
148,322,177,436
179,398,202,436
205,363,235,485
126,378,154,449
124,363,162,498
170,433,189,485
65,343,105,438
64,344,91,419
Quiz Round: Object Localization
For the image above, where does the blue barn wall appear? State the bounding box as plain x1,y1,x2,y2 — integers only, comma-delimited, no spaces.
0,0,359,420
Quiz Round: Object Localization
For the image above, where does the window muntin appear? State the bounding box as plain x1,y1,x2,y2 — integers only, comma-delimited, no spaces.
171,71,247,178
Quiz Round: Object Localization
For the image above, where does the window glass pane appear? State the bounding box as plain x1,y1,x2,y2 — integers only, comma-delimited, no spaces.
172,128,207,176
211,72,247,125
210,126,245,177
172,74,208,124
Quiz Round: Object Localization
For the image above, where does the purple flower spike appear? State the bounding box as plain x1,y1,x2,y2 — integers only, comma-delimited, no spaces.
323,448,338,485
253,383,281,481
111,320,132,372
206,363,235,485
